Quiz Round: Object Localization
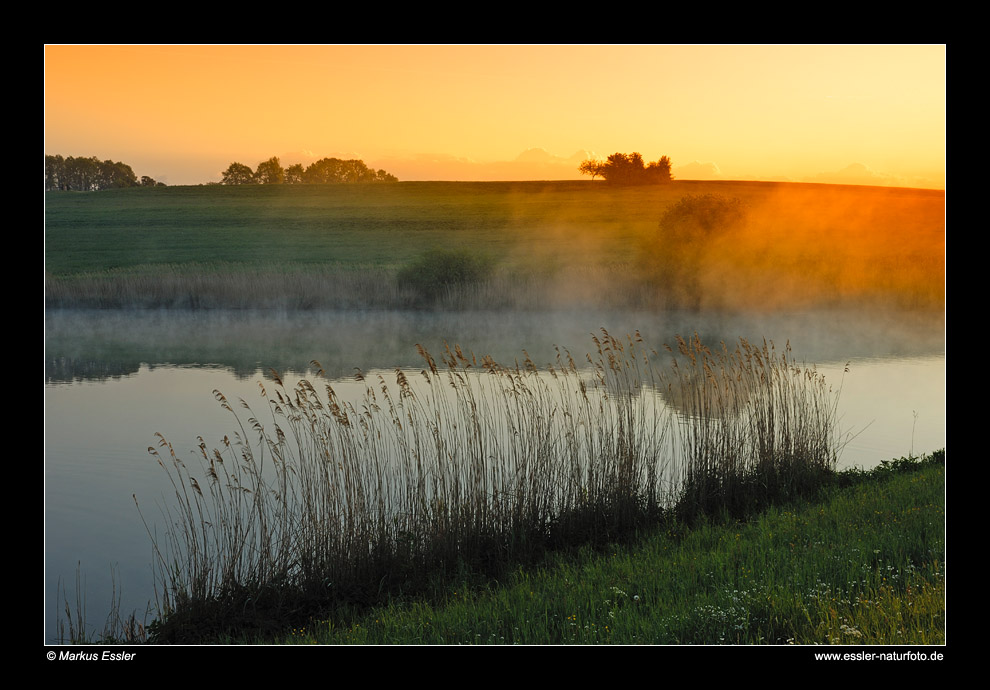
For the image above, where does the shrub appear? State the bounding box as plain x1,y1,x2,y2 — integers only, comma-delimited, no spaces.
397,247,494,303
641,194,748,309
659,194,747,242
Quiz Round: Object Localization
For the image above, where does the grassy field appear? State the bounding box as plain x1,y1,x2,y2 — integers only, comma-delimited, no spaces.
44,180,945,311
241,453,945,645
44,181,673,274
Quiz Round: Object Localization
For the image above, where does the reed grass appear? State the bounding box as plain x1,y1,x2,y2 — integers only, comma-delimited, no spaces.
140,331,843,642
56,564,149,644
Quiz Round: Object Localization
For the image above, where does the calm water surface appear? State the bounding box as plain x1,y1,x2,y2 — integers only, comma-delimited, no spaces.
43,308,945,642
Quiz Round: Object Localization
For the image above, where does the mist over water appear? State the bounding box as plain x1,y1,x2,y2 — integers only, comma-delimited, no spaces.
46,305,943,382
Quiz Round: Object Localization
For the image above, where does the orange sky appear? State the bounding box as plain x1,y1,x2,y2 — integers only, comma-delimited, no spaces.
44,45,946,188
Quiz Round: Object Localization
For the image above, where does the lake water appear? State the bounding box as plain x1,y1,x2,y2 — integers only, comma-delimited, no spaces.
43,307,945,642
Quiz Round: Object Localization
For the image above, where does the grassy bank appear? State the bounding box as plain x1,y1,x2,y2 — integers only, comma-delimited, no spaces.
222,452,948,645
60,452,945,645
45,180,945,312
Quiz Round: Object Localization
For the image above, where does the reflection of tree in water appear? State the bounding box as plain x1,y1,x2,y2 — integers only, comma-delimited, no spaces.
44,306,944,384
45,356,142,384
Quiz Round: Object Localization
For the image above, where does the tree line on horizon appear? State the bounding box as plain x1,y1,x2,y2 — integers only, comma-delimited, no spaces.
44,153,398,191
45,154,164,191
220,156,398,185
579,153,673,185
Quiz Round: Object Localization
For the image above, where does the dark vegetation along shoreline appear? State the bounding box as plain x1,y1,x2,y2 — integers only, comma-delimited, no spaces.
279,451,945,645
46,179,945,645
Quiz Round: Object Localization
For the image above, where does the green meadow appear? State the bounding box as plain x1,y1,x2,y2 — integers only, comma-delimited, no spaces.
44,180,944,312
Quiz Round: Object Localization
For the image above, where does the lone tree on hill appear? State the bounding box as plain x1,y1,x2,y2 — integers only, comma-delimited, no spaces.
579,152,672,185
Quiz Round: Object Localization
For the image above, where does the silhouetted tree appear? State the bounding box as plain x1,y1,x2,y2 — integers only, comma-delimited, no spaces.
66,156,99,191
254,156,285,184
302,157,397,184
285,163,305,184
304,157,344,183
579,152,673,185
98,159,138,189
45,154,67,191
221,162,256,185
45,154,159,191
578,159,605,181
217,156,398,185
647,156,672,183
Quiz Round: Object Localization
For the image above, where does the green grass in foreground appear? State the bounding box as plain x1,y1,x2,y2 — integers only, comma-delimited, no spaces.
262,454,944,645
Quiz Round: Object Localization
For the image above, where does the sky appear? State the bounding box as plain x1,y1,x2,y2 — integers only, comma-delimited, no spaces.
43,44,946,188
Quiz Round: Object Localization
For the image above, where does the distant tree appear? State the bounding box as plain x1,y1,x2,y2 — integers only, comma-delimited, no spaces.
46,154,157,191
304,157,343,183
604,152,641,185
338,158,375,183
285,163,305,184
254,156,285,184
99,159,138,189
221,162,256,185
65,156,100,191
45,154,67,191
580,152,673,185
647,156,673,183
214,156,398,186
302,157,397,184
578,158,605,181
140,175,157,187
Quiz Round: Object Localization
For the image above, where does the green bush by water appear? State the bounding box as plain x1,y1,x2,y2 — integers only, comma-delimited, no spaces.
396,247,495,303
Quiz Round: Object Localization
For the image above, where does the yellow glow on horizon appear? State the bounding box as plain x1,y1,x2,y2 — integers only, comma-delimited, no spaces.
44,45,945,187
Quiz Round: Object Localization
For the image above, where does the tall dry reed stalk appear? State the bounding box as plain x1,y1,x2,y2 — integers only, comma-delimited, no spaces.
141,330,841,640
663,334,842,521
56,564,149,644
